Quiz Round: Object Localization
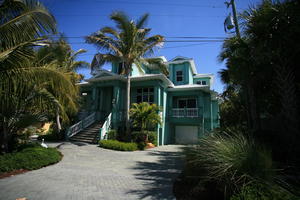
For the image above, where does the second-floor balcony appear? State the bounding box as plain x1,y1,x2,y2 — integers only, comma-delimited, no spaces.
172,108,199,118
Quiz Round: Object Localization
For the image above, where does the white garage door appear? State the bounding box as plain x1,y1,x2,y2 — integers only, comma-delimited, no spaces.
175,126,198,144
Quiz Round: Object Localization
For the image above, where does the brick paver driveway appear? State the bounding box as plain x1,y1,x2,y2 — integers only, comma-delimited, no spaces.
0,142,184,200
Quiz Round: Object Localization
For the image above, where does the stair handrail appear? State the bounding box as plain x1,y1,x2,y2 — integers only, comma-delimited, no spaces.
99,112,112,140
66,112,96,138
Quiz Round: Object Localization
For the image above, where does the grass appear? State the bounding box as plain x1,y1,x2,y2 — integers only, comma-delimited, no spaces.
99,140,138,151
0,143,62,173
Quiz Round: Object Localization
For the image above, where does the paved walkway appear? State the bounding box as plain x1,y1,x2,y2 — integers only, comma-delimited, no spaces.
0,142,184,200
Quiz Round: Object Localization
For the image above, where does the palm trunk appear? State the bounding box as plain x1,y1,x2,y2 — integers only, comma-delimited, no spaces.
0,121,10,153
56,108,62,132
126,71,131,135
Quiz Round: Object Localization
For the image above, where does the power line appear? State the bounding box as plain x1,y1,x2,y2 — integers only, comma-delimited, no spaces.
46,35,226,40
93,0,224,8
76,42,216,56
55,14,225,18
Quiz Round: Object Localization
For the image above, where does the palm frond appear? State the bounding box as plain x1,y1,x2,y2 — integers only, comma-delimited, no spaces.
0,0,56,50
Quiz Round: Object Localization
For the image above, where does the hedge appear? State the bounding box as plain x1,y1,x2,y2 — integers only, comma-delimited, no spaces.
0,144,62,173
99,140,138,151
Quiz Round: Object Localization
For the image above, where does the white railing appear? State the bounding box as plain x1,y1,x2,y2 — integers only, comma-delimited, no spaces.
172,108,185,117
172,108,198,118
66,112,96,138
99,113,112,140
186,108,198,117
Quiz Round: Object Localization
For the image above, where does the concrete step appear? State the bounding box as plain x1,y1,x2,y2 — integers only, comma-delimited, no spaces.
69,138,96,144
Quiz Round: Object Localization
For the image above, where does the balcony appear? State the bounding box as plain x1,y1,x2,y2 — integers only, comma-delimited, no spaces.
172,108,199,118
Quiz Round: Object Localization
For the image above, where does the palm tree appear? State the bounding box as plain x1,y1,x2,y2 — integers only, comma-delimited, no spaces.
0,0,78,152
35,36,90,83
85,11,167,133
130,102,162,141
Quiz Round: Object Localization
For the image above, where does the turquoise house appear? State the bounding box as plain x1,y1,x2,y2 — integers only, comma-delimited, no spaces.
77,56,219,145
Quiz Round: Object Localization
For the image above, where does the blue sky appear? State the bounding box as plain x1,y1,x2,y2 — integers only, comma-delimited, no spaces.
41,0,260,93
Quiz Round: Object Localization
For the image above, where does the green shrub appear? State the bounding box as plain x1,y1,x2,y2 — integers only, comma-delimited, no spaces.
231,183,300,200
107,129,117,140
185,131,275,191
131,131,157,146
99,140,138,151
137,142,147,150
0,143,62,173
147,131,157,146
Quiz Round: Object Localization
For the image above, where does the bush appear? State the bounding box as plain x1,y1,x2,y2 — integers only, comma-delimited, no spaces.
185,131,275,192
231,183,300,200
137,142,147,150
107,129,117,140
0,143,62,173
99,140,138,151
131,131,157,146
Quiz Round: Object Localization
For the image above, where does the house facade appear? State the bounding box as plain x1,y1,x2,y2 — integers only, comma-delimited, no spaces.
79,56,219,145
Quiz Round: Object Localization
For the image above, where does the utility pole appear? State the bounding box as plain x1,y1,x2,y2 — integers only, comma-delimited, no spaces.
225,0,241,38
230,0,241,38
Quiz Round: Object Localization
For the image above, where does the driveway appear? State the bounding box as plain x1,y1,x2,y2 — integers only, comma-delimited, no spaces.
0,142,184,200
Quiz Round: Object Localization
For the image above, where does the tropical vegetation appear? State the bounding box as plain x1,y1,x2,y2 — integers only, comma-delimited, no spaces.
0,0,85,153
0,143,62,173
177,0,300,199
99,139,138,151
130,102,161,142
85,12,168,134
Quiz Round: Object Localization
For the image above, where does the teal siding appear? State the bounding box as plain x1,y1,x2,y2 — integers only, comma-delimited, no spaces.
80,57,219,146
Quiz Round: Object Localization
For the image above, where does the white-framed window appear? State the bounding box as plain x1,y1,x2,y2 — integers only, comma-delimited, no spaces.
176,70,183,82
196,80,207,85
136,87,154,104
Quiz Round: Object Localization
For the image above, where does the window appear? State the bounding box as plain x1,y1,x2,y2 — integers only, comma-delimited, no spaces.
177,98,197,108
196,80,207,85
136,87,154,104
176,71,183,82
118,63,123,74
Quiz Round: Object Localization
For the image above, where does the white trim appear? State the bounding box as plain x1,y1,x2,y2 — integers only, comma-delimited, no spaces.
131,74,174,87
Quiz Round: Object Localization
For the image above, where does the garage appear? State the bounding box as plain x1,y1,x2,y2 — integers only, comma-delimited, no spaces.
175,126,199,144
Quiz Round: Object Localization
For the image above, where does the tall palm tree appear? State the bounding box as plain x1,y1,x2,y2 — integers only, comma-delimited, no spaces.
86,12,167,133
0,0,78,152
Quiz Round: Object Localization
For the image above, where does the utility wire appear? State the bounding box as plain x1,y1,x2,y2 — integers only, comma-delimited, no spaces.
46,35,226,39
93,0,224,8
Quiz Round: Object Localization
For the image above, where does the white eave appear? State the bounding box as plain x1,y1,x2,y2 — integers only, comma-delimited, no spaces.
131,74,174,87
76,81,91,86
168,84,210,92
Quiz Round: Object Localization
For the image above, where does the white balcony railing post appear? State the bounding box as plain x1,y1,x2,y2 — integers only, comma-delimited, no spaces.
172,108,198,118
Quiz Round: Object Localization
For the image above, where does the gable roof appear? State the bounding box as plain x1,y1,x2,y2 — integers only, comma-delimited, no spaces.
92,70,116,78
167,56,197,75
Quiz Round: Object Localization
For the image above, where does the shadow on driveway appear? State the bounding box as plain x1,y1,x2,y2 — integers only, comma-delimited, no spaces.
128,149,184,199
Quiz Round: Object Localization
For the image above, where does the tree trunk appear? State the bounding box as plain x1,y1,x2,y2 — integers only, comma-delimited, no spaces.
0,122,9,153
56,108,62,132
247,84,260,132
126,71,131,135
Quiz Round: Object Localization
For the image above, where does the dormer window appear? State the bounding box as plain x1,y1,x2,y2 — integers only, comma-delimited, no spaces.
176,71,183,82
196,80,207,85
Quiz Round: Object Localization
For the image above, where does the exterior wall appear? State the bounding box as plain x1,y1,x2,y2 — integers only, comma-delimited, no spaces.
169,62,191,85
80,57,220,145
